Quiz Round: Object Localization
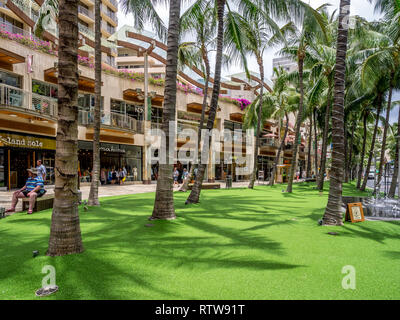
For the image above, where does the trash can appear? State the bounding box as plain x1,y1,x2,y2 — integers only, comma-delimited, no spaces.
226,175,232,188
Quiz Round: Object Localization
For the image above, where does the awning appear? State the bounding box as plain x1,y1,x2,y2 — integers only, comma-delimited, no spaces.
0,48,25,68
123,89,164,107
44,67,101,93
229,112,243,122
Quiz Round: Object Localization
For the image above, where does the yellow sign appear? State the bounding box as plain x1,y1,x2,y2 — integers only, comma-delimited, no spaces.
0,133,56,150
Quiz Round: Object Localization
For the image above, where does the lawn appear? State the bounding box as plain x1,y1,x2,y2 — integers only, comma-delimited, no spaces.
1,182,399,300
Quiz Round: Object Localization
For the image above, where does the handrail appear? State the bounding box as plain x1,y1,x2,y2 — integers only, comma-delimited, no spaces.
0,83,58,117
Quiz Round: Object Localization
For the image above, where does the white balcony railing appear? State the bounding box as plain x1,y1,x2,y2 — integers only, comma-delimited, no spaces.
78,5,94,19
79,109,144,133
0,84,57,117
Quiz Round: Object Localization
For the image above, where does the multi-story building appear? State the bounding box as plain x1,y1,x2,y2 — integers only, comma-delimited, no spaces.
272,56,298,74
0,2,312,190
111,25,166,79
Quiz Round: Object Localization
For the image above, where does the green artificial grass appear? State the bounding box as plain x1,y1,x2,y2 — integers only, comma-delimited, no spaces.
1,182,399,300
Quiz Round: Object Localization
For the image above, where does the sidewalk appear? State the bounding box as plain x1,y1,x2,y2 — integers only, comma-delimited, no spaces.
0,180,252,212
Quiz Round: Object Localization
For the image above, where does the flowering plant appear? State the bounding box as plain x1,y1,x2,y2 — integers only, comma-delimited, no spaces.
0,25,56,55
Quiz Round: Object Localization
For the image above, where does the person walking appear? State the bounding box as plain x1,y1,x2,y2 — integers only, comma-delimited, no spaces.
36,160,46,182
173,167,179,185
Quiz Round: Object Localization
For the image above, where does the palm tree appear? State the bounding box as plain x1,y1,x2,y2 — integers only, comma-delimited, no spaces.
322,0,351,226
388,119,400,198
186,0,226,204
224,6,287,189
358,21,400,187
360,83,386,191
179,1,217,192
281,5,328,193
47,0,84,256
150,0,181,219
88,0,101,206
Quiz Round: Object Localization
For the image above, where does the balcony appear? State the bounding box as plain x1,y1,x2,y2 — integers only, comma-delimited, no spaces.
78,5,94,21
0,84,57,119
79,109,144,133
260,138,278,148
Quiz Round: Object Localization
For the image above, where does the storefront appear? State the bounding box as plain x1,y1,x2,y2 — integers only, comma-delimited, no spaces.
0,131,56,190
78,141,142,183
257,155,274,181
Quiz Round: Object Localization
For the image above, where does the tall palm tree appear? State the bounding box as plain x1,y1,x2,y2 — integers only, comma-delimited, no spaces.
186,0,226,204
388,118,400,198
281,5,328,193
47,0,84,256
179,1,217,192
322,0,351,226
360,85,385,191
224,6,287,189
88,0,101,206
150,0,181,219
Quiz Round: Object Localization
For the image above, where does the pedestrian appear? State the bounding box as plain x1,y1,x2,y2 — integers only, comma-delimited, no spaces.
173,167,179,185
183,168,189,180
36,159,46,182
119,168,126,185
100,168,106,185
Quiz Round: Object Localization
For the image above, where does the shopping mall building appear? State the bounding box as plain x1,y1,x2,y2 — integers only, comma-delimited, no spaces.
0,0,311,190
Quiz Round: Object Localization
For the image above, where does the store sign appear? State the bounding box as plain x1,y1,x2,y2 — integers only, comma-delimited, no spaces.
0,133,56,150
100,143,126,153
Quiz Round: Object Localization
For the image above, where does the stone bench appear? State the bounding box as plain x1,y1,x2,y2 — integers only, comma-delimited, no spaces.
188,183,221,190
22,194,54,212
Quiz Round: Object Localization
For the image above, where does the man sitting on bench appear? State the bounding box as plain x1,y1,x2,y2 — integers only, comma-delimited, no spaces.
6,168,46,215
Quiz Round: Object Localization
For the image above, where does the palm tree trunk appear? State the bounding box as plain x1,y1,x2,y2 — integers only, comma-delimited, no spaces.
322,0,350,226
249,58,264,189
348,120,356,181
388,103,400,198
286,55,304,193
317,88,332,191
151,0,181,219
306,114,312,178
88,0,101,206
377,74,394,186
180,50,210,193
344,121,349,183
357,111,368,189
360,94,383,191
47,0,84,256
313,109,319,178
270,113,289,186
186,0,225,204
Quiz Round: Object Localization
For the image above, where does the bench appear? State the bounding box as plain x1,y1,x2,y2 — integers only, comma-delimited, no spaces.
188,183,221,190
22,194,54,212
305,178,317,183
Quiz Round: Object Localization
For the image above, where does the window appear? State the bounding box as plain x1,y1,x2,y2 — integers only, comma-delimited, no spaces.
79,93,103,111
151,107,163,126
32,80,58,98
110,99,144,120
0,71,21,88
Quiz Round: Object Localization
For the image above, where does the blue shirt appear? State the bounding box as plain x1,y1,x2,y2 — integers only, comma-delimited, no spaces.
37,164,46,179
26,176,44,192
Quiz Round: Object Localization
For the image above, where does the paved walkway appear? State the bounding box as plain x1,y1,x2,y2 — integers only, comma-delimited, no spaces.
0,181,253,212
